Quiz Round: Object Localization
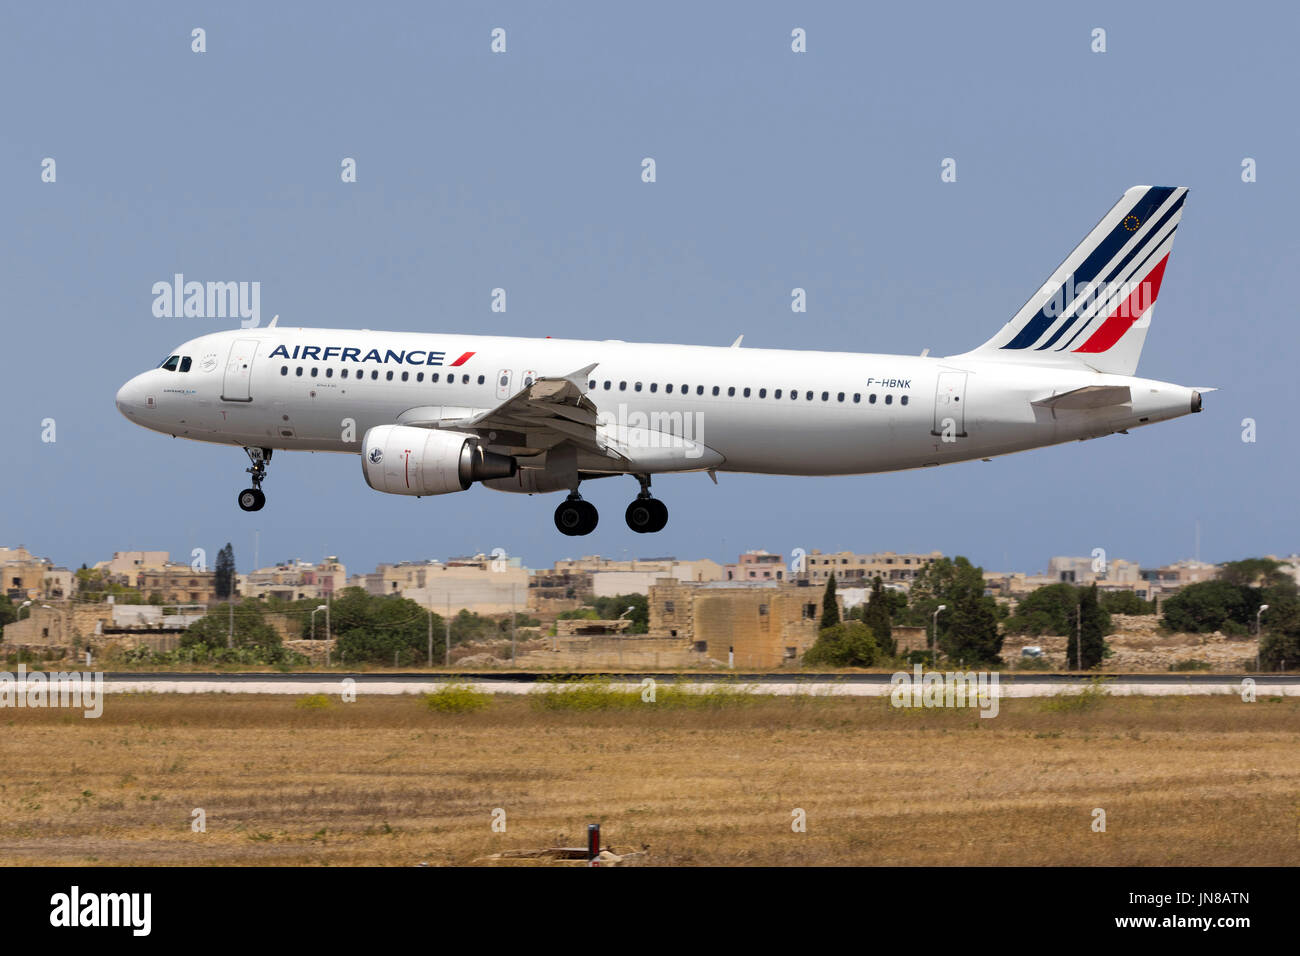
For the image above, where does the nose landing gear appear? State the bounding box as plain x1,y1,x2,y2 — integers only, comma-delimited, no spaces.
237,446,271,512
624,474,668,533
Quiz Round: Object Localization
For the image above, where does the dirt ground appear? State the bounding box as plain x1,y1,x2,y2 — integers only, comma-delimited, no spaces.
1,692,1296,866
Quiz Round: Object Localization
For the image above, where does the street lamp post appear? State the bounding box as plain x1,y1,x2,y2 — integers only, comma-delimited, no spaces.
1256,604,1269,672
18,600,32,620
931,605,947,664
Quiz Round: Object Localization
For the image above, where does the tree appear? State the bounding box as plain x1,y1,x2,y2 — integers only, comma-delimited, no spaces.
1161,581,1258,634
912,557,1002,666
182,600,282,653
0,596,15,637
1099,590,1155,615
1218,557,1288,589
820,575,840,629
325,587,441,665
802,621,879,668
592,593,649,633
863,576,895,657
1005,582,1079,636
214,543,236,600
1078,583,1108,669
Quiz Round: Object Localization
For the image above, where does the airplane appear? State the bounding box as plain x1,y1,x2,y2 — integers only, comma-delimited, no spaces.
116,185,1204,537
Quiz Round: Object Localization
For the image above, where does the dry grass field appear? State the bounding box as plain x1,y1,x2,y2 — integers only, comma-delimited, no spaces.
1,689,1296,866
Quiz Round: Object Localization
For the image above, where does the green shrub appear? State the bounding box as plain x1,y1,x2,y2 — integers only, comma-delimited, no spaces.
295,694,333,710
1168,659,1212,671
423,684,491,713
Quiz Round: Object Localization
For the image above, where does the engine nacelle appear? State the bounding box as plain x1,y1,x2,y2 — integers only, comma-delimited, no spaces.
362,424,515,497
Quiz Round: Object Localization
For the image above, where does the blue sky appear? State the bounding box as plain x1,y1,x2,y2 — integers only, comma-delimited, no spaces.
2,2,1297,577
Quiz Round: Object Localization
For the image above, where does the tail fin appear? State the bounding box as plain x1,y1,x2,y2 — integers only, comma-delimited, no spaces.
960,185,1188,375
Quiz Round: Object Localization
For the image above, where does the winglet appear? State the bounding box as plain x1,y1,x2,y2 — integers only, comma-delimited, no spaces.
267,314,279,328
730,335,744,348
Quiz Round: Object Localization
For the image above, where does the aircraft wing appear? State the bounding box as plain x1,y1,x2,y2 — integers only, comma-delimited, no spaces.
397,363,629,465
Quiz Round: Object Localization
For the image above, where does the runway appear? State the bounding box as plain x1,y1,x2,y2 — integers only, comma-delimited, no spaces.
54,671,1300,697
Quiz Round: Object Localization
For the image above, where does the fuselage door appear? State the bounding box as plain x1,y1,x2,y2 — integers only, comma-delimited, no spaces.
496,369,512,400
931,371,968,438
221,338,259,402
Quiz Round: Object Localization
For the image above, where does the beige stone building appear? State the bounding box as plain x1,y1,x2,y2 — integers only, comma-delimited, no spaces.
1,546,73,602
792,549,945,586
649,579,822,668
136,565,220,604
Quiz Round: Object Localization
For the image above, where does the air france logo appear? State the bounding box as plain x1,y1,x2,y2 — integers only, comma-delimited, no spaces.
368,447,383,464
268,345,476,367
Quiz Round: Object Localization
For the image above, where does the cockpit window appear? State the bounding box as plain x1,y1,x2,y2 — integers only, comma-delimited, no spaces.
180,356,192,372
160,355,180,371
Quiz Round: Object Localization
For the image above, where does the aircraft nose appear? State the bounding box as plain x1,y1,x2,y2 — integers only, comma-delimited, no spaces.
115,374,148,418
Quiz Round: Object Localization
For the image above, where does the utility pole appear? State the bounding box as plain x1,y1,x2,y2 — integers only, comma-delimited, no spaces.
1075,603,1082,671
227,596,233,649
510,585,517,666
444,597,451,667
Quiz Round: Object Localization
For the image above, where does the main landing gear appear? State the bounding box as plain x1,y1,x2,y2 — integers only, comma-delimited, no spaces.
553,475,670,537
624,474,668,534
237,446,271,512
554,490,599,536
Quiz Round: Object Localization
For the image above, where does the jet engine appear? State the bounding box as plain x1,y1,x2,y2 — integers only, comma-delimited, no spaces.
361,424,515,496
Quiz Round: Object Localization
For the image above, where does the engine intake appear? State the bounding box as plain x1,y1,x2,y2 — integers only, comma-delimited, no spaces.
362,424,515,497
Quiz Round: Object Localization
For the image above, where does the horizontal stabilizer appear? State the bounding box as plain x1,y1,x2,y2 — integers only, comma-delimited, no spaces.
1032,385,1132,410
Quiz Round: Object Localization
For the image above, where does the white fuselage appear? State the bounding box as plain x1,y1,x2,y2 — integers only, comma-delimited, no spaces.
116,327,1200,482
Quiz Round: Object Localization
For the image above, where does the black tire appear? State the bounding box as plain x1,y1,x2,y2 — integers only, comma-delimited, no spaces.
645,497,668,533
625,499,655,533
574,499,599,535
555,499,597,536
238,488,261,512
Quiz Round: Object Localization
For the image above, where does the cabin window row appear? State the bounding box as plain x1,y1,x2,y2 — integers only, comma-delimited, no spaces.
585,379,909,405
280,365,485,385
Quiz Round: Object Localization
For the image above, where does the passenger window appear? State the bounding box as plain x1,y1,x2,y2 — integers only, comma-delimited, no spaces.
619,382,627,391
869,394,876,403
462,374,470,384
853,393,860,403
650,383,658,393
327,368,334,378
837,392,844,402
477,375,485,385
371,371,378,380
604,381,611,390
885,394,893,405
280,366,288,376
296,367,303,377
775,389,782,399
180,356,192,372
432,373,440,382
635,382,643,392
806,391,813,401
417,372,424,382
161,356,180,371
342,369,349,379
665,384,673,394
401,371,409,382
727,387,735,397
696,385,703,395
791,390,798,400
311,367,319,377
743,387,751,397
386,371,394,381
901,395,908,405
759,388,766,398
712,386,720,396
